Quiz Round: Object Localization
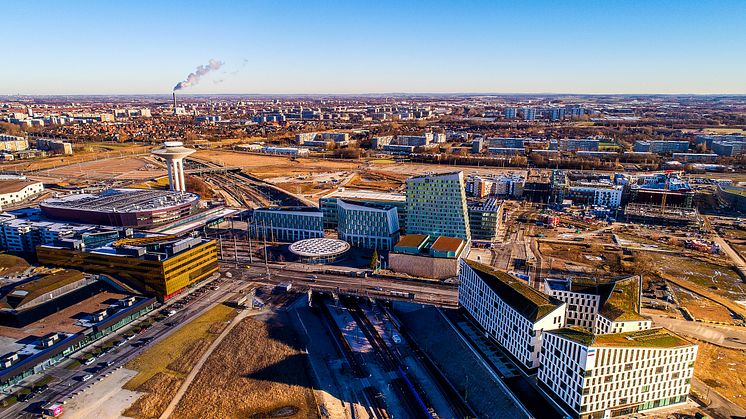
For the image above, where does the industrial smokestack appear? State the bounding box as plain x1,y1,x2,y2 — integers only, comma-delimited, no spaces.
173,59,224,91
173,92,177,109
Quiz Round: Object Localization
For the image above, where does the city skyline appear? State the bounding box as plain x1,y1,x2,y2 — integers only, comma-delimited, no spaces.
2,0,745,95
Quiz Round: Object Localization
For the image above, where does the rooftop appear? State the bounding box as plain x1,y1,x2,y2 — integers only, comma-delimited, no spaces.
599,276,647,322
0,270,86,310
0,180,40,195
289,238,350,257
431,236,465,253
40,189,199,213
464,260,562,322
549,327,692,348
395,234,429,249
322,189,405,203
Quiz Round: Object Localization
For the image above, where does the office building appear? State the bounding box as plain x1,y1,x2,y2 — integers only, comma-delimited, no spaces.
544,276,652,334
337,200,399,250
458,260,566,370
406,172,471,241
251,207,323,242
37,235,218,299
539,327,697,419
467,198,504,243
319,189,406,229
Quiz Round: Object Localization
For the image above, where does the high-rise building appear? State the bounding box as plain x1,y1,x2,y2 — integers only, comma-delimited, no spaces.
539,327,697,419
251,207,324,242
458,260,566,369
406,172,471,241
337,200,399,250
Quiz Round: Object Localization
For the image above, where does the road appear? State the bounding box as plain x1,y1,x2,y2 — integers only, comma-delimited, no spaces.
647,312,746,350
222,263,459,307
1,273,253,419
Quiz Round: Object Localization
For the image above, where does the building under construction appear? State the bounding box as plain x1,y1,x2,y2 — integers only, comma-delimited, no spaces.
624,203,702,226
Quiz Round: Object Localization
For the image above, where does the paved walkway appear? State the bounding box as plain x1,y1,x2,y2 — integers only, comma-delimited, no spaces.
648,313,746,350
158,308,261,419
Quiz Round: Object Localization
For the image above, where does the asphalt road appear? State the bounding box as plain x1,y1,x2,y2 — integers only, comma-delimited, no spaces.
1,273,252,419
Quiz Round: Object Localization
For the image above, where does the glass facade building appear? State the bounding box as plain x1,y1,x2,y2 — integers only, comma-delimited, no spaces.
405,172,471,241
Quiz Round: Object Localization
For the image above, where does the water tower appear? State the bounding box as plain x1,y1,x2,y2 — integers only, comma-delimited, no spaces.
152,141,195,192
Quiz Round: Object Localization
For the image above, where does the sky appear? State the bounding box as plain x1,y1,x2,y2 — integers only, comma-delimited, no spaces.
2,0,745,95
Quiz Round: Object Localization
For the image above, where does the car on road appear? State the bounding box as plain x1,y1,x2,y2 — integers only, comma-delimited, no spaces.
32,384,48,394
306,275,318,279
17,392,34,402
84,357,96,365
368,286,383,291
79,374,93,382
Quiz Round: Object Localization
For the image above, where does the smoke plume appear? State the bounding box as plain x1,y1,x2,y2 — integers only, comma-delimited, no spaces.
173,59,224,91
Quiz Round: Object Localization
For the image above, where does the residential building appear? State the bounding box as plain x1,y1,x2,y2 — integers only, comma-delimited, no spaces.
251,207,323,242
539,327,697,419
522,107,536,121
560,139,600,152
35,138,73,155
296,132,350,147
337,200,399,250
710,139,746,157
406,172,471,241
458,260,566,370
503,107,517,119
671,153,718,163
0,134,28,152
567,183,623,208
633,140,689,154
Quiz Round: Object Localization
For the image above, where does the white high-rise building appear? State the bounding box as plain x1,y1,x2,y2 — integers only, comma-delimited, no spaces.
539,327,697,419
458,259,566,369
406,172,471,241
152,141,195,192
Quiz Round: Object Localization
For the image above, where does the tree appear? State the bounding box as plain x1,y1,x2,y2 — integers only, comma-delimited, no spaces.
370,249,379,270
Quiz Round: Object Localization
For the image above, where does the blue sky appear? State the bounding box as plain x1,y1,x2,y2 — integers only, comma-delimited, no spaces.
2,0,745,95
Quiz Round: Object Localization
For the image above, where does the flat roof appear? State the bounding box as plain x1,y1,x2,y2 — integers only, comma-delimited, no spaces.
0,180,39,195
41,188,198,213
464,260,561,322
395,234,429,248
322,189,405,203
431,236,464,253
550,327,693,349
289,238,350,257
0,270,85,310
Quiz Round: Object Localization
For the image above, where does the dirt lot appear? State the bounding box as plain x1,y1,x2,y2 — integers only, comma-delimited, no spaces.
694,340,746,410
32,155,164,182
0,144,152,173
123,304,236,419
172,312,318,419
672,285,736,324
653,253,746,301
193,150,360,179
538,241,627,275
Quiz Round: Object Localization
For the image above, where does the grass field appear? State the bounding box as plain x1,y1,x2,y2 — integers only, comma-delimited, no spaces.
172,313,318,419
672,285,736,323
694,340,746,410
122,303,236,418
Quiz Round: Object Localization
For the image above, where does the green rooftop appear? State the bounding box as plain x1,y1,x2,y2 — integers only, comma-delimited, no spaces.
600,276,647,322
464,260,561,322
549,327,693,349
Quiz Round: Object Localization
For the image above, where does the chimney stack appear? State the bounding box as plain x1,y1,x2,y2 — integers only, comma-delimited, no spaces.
173,92,177,109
